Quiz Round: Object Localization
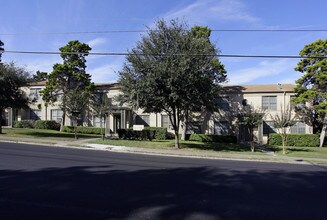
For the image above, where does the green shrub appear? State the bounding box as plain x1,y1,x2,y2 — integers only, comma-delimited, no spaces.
144,127,168,140
62,126,102,135
14,120,35,128
117,129,154,141
189,134,237,143
34,120,60,130
268,133,320,147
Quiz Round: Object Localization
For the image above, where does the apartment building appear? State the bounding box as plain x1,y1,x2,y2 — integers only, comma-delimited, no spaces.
2,82,312,143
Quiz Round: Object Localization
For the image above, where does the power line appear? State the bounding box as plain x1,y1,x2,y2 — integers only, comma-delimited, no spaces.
1,29,327,35
4,50,327,59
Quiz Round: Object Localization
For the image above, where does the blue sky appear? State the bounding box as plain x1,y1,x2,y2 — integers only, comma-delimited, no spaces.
1,0,326,85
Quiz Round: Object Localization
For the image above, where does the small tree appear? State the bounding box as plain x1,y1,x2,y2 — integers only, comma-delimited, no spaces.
90,92,111,140
41,40,93,131
293,39,327,147
32,70,48,81
271,105,297,154
64,88,90,140
238,105,265,152
0,62,30,133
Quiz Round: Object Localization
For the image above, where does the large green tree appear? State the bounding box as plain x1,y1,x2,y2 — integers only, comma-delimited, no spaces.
32,70,48,81
0,62,30,133
118,19,227,148
293,39,327,147
41,40,93,130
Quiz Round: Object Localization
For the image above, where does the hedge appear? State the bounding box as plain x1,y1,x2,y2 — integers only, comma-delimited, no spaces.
268,133,320,147
117,129,154,141
189,134,237,143
143,127,168,140
34,120,60,130
62,126,102,135
14,120,35,128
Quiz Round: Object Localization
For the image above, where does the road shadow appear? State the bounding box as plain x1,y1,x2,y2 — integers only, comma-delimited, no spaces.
1,165,327,219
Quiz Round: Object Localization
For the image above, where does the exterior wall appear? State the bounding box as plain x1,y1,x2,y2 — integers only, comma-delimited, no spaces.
9,83,313,143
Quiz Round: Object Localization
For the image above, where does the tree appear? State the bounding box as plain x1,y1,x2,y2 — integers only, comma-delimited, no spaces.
32,70,48,81
90,92,112,140
64,88,90,140
41,40,93,131
118,19,227,148
238,104,265,152
0,40,4,63
0,62,30,133
271,105,297,154
293,39,327,147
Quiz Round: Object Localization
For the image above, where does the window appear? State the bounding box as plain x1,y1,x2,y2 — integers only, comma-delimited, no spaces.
291,122,306,134
161,115,172,129
30,88,42,101
136,115,150,126
215,97,229,110
214,121,229,135
51,109,63,123
262,96,277,111
30,110,41,120
93,117,102,128
263,121,276,135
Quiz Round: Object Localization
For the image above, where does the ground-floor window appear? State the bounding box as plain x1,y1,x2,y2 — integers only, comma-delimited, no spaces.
214,121,229,135
51,109,63,123
161,115,172,129
30,109,41,120
93,116,103,128
136,115,150,126
291,121,306,134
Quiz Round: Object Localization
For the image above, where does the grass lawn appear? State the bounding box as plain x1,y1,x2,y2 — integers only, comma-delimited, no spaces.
92,138,267,154
1,128,100,141
272,146,327,159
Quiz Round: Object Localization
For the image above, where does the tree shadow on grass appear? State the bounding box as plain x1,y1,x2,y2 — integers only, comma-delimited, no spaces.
21,131,100,140
180,142,251,152
1,164,327,219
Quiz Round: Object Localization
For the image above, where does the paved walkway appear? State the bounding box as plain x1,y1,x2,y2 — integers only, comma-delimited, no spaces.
1,135,327,166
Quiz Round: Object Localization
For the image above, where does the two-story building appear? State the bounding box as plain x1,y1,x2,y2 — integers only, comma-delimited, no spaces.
2,82,311,143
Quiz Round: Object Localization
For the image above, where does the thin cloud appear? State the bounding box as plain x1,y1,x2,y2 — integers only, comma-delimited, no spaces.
87,37,107,48
227,59,297,85
89,63,120,83
165,0,259,25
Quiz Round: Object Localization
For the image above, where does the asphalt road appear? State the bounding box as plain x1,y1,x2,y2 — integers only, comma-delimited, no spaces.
1,142,327,220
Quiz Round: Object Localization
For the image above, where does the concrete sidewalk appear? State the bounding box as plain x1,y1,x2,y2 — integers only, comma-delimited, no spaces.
1,135,327,166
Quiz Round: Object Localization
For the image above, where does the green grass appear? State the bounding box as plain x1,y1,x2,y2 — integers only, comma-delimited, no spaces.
272,146,327,159
91,138,265,154
1,128,100,141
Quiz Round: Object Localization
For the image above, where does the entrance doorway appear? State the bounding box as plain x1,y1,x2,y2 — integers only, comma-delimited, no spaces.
114,115,121,133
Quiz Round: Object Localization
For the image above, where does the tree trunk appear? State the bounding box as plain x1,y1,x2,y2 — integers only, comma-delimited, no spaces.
319,114,327,147
174,130,180,149
282,128,287,155
74,126,78,140
60,110,66,132
101,117,105,141
181,120,187,141
0,109,3,134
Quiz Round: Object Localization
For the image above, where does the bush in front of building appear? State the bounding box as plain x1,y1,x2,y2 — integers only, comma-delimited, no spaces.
34,120,60,130
62,126,102,135
268,133,320,147
14,120,35,128
143,127,168,140
189,134,237,143
117,129,154,141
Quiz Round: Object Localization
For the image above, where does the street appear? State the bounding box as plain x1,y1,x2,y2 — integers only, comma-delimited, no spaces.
1,141,327,219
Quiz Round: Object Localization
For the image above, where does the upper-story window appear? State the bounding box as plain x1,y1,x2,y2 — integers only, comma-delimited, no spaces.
215,97,229,111
262,96,277,111
30,88,42,101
